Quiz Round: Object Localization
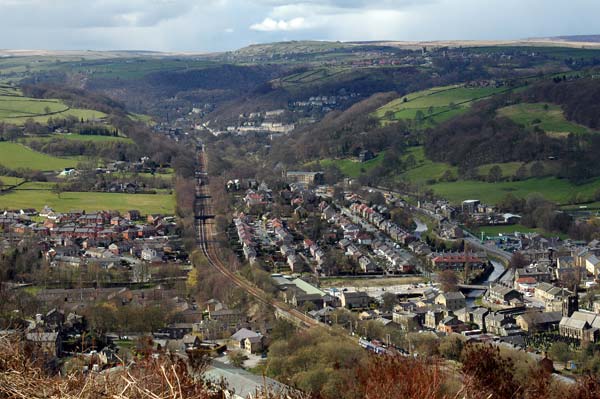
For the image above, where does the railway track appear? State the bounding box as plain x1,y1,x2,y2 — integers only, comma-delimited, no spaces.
194,150,319,330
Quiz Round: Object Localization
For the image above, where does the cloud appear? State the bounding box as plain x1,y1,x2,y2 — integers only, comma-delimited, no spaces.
250,17,311,32
0,0,600,52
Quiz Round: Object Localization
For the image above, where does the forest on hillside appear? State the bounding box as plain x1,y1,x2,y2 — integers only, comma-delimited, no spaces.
425,76,600,183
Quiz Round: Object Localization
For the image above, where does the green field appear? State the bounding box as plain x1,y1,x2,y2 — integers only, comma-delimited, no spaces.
0,175,24,187
0,142,81,171
311,154,384,178
399,146,561,183
130,113,154,124
498,102,594,136
280,67,352,89
22,133,132,144
0,90,106,125
475,224,543,237
429,177,600,205
400,147,457,182
374,85,508,127
70,59,214,80
0,189,174,214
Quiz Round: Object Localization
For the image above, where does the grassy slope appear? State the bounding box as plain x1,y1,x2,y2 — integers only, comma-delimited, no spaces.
0,142,81,171
398,147,599,205
400,147,457,181
0,90,106,125
498,102,594,136
314,154,384,178
378,84,596,207
21,134,132,143
374,85,506,127
0,189,174,214
430,177,600,205
0,175,24,187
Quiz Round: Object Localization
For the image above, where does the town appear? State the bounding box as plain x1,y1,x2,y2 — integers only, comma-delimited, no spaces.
3,7,600,397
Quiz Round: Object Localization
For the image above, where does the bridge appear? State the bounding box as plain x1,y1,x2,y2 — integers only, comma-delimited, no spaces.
457,283,489,291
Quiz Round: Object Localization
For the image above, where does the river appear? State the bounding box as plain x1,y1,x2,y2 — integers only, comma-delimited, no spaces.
465,259,506,305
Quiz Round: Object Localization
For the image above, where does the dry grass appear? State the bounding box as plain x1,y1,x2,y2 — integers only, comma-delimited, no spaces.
0,334,307,399
0,334,213,399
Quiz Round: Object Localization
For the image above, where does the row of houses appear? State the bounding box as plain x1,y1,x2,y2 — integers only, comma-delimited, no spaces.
348,202,416,245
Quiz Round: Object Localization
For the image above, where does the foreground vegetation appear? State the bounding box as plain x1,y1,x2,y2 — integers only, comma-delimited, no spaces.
261,325,600,399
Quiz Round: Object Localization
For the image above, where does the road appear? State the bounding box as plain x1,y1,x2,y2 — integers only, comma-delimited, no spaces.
194,148,320,330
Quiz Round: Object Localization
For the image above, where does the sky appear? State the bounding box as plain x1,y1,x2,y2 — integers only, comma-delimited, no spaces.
0,0,598,52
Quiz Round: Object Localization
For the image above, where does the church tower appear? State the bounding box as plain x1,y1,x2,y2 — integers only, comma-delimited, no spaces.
562,289,579,317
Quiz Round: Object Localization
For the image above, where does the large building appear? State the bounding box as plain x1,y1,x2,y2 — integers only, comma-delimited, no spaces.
430,252,487,271
435,292,466,312
559,311,600,342
285,171,324,185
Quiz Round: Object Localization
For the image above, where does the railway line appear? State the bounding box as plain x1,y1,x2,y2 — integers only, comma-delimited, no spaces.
194,149,320,330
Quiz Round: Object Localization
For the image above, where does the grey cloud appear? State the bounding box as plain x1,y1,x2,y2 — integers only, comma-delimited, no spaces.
0,0,599,52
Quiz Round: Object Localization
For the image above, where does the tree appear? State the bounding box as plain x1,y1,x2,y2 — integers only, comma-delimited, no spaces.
437,269,459,292
559,269,581,290
498,193,525,213
404,154,416,169
514,164,528,181
530,161,545,177
487,165,503,182
509,252,529,270
51,183,63,199
186,267,199,293
380,292,399,312
357,356,444,399
438,335,464,361
228,350,248,368
415,110,425,125
461,345,520,399
548,342,572,363
439,169,456,182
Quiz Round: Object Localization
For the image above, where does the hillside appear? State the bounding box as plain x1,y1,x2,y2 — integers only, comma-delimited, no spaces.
0,84,105,125
424,77,600,180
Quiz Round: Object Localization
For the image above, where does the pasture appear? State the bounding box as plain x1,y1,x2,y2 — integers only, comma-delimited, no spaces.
0,189,174,214
0,175,24,187
497,102,594,136
399,146,561,183
280,67,351,89
374,85,507,127
0,90,106,125
0,142,81,171
400,146,456,182
429,177,600,206
22,133,132,143
312,153,385,178
475,224,545,237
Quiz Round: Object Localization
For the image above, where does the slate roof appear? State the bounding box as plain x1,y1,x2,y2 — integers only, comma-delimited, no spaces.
231,328,261,342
